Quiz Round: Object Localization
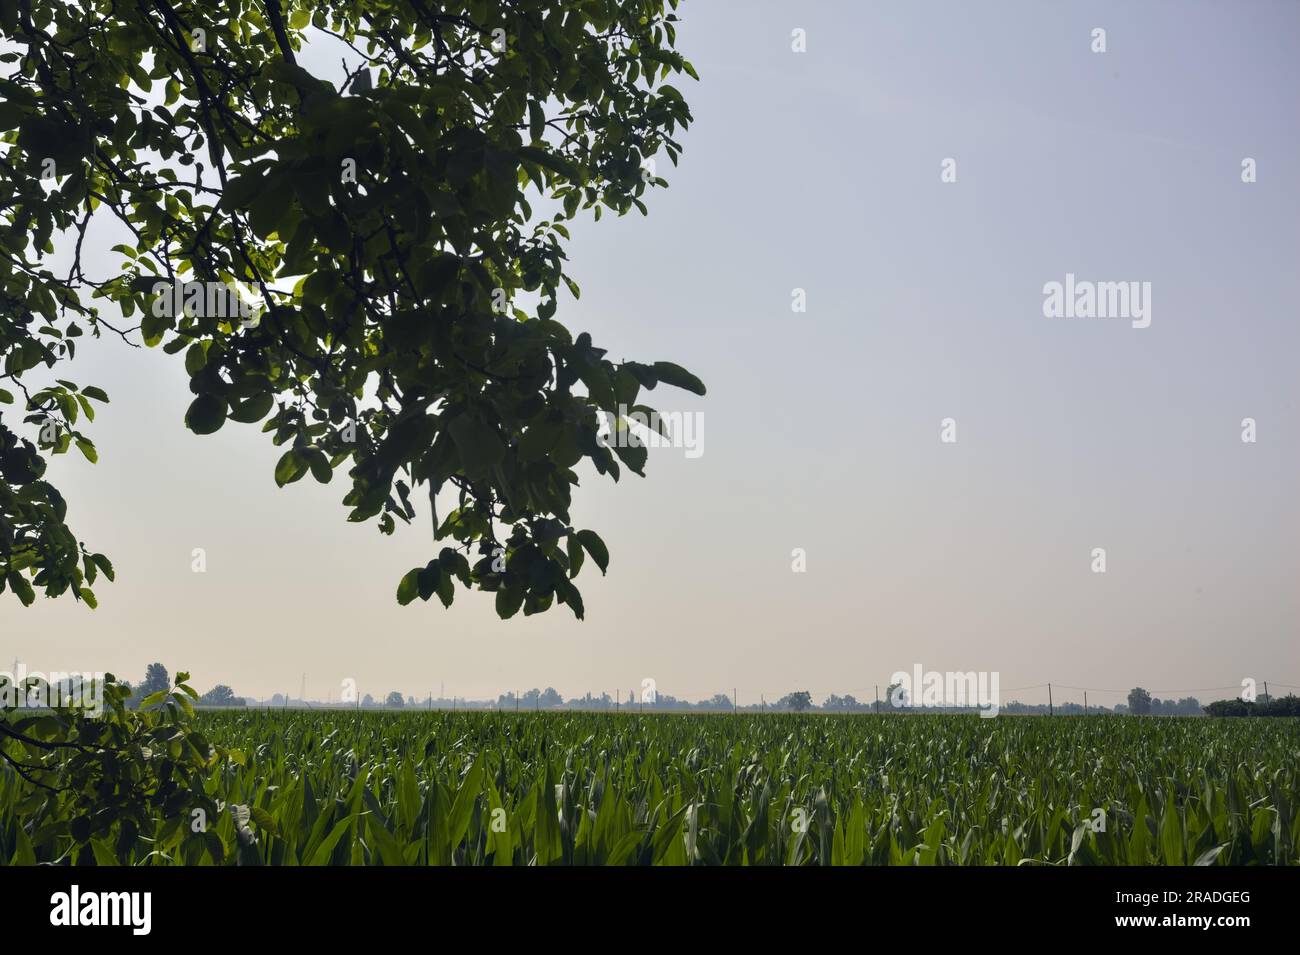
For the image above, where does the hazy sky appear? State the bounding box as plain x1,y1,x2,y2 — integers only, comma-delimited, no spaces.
4,0,1297,707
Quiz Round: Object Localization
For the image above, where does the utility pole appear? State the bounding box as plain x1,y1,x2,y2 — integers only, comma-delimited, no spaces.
1048,683,1053,717
1084,691,1088,715
1263,681,1269,703
734,687,738,715
875,685,879,715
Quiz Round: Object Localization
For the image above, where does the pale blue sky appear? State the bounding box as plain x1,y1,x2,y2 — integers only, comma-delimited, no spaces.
4,0,1297,707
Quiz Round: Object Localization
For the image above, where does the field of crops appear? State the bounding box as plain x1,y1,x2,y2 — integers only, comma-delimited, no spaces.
4,711,1299,865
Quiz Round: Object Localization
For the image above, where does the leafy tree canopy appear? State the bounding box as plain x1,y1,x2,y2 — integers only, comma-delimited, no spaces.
141,662,170,695
0,672,227,864
1,0,701,619
1127,687,1152,716
198,683,241,706
778,690,811,712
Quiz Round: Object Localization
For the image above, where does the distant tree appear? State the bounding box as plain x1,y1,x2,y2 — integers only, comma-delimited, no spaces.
128,663,172,708
537,687,563,708
780,691,813,712
702,693,732,710
198,684,241,707
141,663,169,696
385,691,404,708
1127,687,1152,715
1269,694,1300,716
1203,698,1251,717
824,694,861,711
884,681,906,709
362,693,375,708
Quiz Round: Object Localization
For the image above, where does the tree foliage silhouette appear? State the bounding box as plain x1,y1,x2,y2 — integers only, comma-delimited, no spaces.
1,0,701,618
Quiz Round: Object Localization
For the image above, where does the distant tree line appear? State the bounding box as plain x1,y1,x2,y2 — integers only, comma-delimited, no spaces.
116,670,1292,716
121,664,245,709
1202,694,1300,718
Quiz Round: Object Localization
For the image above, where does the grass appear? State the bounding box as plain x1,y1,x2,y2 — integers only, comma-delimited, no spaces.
3,710,1297,864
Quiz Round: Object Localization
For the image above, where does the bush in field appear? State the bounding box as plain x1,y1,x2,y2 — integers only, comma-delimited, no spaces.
1,674,224,864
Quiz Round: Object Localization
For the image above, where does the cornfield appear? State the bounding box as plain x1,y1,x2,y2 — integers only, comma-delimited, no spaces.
4,711,1298,865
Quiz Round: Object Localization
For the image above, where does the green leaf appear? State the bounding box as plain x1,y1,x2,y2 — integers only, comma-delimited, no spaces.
448,416,506,478
220,173,265,211
91,553,115,582
575,530,609,575
1159,801,1184,866
566,534,585,578
90,839,118,866
516,145,581,181
447,755,484,849
650,361,705,396
274,449,309,487
307,817,352,866
435,572,454,608
9,823,35,865
495,587,524,619
184,343,207,376
417,562,441,601
306,448,332,484
7,573,35,607
250,806,280,838
184,394,227,435
1193,843,1228,866
229,393,274,423
397,568,421,606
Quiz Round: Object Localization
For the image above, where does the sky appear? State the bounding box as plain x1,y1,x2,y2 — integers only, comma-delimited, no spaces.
3,0,1297,708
